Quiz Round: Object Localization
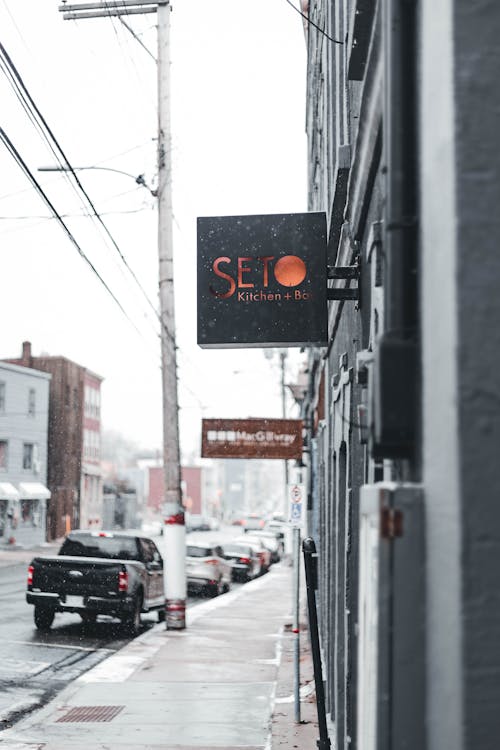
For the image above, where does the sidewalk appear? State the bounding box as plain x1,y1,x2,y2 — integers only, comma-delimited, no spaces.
0,542,61,568
0,563,320,750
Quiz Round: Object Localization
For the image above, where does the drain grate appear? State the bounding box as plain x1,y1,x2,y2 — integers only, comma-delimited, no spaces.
56,705,124,723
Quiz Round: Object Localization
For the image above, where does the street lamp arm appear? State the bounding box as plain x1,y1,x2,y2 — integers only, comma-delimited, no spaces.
37,164,157,196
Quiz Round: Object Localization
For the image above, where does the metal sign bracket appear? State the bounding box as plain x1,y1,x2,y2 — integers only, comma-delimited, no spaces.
326,255,361,303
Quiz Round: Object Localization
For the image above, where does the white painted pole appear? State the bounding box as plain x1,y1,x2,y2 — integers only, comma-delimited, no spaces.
293,525,301,723
157,0,186,629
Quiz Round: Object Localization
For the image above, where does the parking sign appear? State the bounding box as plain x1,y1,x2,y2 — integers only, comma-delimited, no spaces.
288,484,305,527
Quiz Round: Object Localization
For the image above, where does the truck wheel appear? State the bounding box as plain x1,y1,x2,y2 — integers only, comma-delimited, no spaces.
157,608,166,623
34,606,55,631
123,592,142,636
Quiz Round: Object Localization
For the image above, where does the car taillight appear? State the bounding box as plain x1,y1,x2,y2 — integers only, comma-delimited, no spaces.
27,565,34,587
204,559,219,565
118,570,129,592
239,557,251,564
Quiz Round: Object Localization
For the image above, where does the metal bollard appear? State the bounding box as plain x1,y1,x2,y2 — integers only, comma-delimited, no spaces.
302,537,331,750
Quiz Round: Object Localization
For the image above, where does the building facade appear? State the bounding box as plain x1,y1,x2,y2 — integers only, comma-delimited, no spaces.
0,361,51,546
300,2,500,749
81,371,103,528
147,465,203,517
6,342,103,539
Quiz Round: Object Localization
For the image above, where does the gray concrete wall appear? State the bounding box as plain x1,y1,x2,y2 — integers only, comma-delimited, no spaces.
453,2,500,746
422,1,500,747
420,1,463,748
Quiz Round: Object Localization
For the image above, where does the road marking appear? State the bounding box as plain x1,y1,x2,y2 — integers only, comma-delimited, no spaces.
3,640,113,653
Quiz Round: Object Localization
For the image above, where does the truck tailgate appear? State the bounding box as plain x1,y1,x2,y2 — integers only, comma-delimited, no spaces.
31,556,127,598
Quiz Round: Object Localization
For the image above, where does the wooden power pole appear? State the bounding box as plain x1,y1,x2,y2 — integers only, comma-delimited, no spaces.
59,0,186,629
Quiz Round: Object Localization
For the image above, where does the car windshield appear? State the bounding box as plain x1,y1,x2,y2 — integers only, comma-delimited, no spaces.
59,535,139,560
186,546,212,557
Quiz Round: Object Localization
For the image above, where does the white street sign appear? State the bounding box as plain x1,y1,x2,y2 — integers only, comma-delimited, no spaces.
288,483,305,526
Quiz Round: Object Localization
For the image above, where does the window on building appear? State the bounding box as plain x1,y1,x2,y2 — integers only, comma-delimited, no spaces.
28,388,36,416
0,382,5,412
73,387,78,410
65,384,70,407
23,443,34,470
0,441,7,470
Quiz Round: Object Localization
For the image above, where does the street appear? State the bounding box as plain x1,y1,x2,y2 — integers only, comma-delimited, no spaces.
0,527,245,730
0,561,137,728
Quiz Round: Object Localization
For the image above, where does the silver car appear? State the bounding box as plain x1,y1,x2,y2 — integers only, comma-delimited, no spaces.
186,543,232,597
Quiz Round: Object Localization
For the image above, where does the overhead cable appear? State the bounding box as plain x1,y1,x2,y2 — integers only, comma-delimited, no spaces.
0,127,146,339
284,0,342,45
0,39,167,340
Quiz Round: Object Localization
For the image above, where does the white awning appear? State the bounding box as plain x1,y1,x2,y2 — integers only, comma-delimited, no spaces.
18,482,51,500
0,483,20,501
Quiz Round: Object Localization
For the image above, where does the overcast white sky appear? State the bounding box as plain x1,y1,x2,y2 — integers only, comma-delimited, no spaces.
0,0,308,459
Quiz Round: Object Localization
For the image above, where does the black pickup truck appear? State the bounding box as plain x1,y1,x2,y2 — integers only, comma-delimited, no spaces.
26,531,165,633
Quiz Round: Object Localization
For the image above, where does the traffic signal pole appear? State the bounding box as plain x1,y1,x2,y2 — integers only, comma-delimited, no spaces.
59,1,186,628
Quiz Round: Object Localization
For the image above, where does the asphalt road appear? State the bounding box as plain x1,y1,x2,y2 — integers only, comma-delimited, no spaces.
0,528,244,731
0,561,144,729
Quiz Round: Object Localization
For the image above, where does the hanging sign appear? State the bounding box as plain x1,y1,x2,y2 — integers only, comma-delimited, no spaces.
197,212,328,348
201,418,303,460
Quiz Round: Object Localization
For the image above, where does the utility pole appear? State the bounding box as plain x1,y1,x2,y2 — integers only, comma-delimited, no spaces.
59,1,186,629
156,0,186,630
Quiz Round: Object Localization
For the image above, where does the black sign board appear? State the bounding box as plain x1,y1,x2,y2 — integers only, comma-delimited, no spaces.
197,212,327,348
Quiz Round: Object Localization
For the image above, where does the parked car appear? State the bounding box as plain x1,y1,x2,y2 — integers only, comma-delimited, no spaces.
185,543,232,596
266,520,286,541
26,531,165,633
242,514,266,533
221,542,261,581
246,530,283,563
235,535,271,573
186,514,211,532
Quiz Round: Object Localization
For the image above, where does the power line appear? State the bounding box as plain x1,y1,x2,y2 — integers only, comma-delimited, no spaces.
284,0,342,45
0,127,146,340
0,204,150,221
117,16,156,61
0,39,165,339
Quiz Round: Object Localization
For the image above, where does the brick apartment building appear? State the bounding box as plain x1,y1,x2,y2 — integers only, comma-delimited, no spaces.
6,342,103,539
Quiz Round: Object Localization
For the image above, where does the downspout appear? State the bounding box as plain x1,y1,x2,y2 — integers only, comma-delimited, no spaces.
372,0,420,462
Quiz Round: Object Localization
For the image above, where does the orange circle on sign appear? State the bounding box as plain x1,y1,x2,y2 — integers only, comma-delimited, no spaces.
274,255,307,287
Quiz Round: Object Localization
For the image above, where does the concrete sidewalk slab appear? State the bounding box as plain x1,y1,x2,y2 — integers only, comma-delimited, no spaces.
0,564,320,750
